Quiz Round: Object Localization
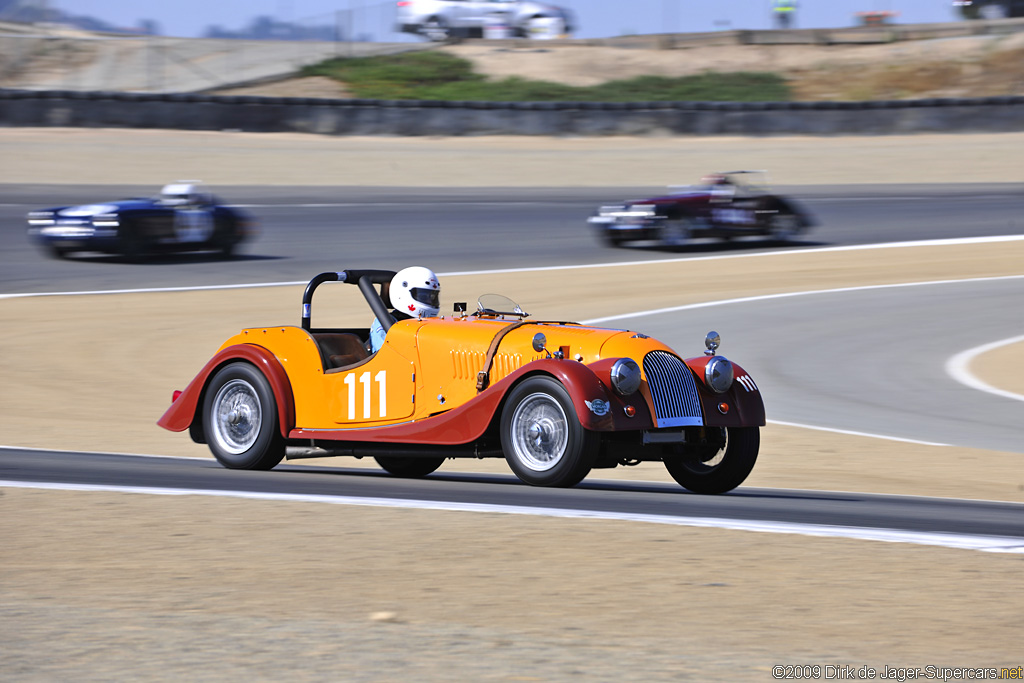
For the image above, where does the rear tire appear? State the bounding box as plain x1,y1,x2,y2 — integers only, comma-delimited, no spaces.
374,456,445,478
203,362,285,470
423,17,450,41
213,217,241,258
664,426,759,494
500,376,597,487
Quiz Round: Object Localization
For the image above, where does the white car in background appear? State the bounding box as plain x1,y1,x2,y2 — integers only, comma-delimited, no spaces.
954,0,1024,18
396,0,574,40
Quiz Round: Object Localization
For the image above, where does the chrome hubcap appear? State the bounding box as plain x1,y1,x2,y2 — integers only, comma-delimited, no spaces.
212,379,262,454
511,393,568,472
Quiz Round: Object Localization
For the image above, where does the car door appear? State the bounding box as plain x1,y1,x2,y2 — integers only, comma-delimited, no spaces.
708,185,762,235
442,0,473,29
466,0,515,29
173,205,215,244
322,344,417,426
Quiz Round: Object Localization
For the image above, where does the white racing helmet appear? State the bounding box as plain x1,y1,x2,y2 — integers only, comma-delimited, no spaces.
390,266,440,319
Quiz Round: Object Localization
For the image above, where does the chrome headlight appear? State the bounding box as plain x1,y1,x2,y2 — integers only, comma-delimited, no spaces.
705,356,734,393
610,358,642,396
27,211,55,227
91,213,120,228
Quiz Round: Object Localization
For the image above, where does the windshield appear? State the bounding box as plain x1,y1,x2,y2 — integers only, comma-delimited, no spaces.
720,171,769,194
476,294,529,319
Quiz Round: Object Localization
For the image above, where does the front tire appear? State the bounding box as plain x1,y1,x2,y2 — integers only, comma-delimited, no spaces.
500,376,598,487
664,426,759,494
374,456,445,478
203,362,285,470
118,219,150,262
45,244,71,259
600,230,625,247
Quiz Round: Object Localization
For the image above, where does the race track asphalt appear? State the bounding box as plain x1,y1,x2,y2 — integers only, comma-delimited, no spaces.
2,183,1022,294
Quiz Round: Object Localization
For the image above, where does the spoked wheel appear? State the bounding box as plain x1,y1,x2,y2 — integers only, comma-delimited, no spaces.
659,218,693,247
664,426,759,494
203,362,285,470
374,456,445,478
500,376,598,487
769,213,801,243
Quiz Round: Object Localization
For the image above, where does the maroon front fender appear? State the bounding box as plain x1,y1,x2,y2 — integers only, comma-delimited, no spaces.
157,344,295,439
684,356,766,427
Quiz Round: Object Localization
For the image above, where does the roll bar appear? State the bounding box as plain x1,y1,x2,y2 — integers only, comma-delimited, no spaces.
301,270,397,332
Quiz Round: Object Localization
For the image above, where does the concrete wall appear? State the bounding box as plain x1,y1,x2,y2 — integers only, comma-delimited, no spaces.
2,90,1023,136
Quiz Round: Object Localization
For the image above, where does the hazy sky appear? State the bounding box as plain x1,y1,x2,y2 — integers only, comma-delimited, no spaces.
53,1,965,40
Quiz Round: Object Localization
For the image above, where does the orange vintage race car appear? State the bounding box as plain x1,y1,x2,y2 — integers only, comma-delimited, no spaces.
158,269,765,493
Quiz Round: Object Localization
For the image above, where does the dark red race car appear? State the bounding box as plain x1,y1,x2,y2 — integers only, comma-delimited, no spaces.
587,171,815,248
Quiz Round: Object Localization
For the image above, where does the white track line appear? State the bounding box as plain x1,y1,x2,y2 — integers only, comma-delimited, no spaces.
764,420,949,447
580,274,1024,325
3,234,1023,300
3,237,1021,446
2,480,1022,554
579,274,1024,446
946,334,1024,403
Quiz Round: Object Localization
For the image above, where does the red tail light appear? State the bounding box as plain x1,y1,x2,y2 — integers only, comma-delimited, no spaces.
397,1,411,5
172,390,182,402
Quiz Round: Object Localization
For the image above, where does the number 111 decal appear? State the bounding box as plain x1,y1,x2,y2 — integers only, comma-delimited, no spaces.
343,370,387,420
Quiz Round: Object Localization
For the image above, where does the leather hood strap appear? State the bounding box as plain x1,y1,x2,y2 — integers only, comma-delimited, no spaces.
476,321,531,392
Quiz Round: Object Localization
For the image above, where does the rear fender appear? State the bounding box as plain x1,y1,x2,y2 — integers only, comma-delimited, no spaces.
157,344,295,441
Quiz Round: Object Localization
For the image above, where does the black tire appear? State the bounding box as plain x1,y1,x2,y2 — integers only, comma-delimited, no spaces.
202,362,285,470
45,244,71,259
374,456,445,478
500,376,598,487
422,16,450,41
214,220,238,258
664,426,759,494
118,219,149,262
600,231,625,248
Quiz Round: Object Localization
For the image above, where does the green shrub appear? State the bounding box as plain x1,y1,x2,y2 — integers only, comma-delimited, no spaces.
301,51,791,102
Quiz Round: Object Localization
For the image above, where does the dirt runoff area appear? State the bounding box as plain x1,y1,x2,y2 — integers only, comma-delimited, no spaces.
2,128,1024,681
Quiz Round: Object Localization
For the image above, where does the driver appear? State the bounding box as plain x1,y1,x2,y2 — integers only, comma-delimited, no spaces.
370,266,441,353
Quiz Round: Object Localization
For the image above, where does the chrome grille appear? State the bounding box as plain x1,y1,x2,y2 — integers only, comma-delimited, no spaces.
643,351,703,428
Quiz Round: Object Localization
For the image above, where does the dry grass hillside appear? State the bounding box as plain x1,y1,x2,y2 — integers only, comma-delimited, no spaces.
219,32,1024,101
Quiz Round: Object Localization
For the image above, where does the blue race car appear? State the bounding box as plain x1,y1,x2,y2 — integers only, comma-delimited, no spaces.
27,182,255,260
